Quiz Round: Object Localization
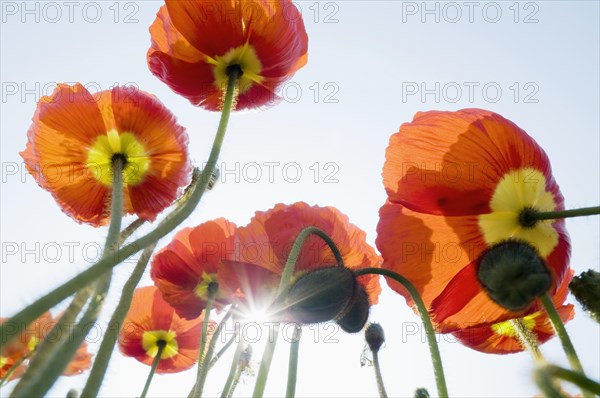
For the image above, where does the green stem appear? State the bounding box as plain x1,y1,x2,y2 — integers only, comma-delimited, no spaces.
14,288,92,390
544,365,600,395
525,206,600,222
510,319,545,363
220,336,244,398
534,367,569,398
190,284,217,398
353,268,448,398
140,342,165,398
191,302,233,398
539,294,592,398
10,157,125,398
1,70,240,350
209,331,237,370
285,325,301,398
372,351,388,398
80,243,157,398
253,226,344,398
117,218,145,247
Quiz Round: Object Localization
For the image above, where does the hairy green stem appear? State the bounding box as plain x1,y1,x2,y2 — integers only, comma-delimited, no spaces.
510,319,545,362
10,157,124,398
373,350,388,398
353,268,448,398
219,335,244,398
80,243,157,398
253,227,344,398
540,294,592,398
526,206,600,222
285,325,302,398
543,364,600,395
140,342,165,398
191,304,234,398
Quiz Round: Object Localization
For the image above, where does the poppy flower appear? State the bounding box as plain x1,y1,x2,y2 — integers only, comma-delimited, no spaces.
376,109,570,332
235,202,382,319
0,312,92,382
21,83,191,226
118,286,210,373
451,270,575,354
147,0,308,110
151,218,279,319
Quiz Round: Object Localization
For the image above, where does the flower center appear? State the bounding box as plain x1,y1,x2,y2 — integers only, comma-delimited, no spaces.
142,330,178,359
478,168,558,258
194,273,219,300
208,44,264,94
0,356,7,368
86,129,150,186
491,313,538,337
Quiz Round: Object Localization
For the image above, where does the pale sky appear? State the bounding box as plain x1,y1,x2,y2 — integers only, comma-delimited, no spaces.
1,1,599,397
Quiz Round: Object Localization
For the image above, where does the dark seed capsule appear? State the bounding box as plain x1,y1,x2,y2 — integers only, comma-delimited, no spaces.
477,240,551,312
337,284,370,333
365,322,385,352
286,267,355,325
570,269,600,323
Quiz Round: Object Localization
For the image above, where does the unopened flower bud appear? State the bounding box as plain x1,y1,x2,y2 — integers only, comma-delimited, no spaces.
569,269,600,323
414,387,430,398
477,240,551,312
337,284,370,333
286,267,355,324
365,323,385,353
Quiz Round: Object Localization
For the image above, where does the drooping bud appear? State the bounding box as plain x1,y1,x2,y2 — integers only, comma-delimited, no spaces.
364,323,385,353
569,269,600,323
477,240,551,312
414,387,430,398
337,284,370,333
285,267,355,324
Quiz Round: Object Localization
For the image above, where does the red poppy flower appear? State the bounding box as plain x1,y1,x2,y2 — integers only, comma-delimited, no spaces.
151,218,279,319
376,109,570,331
0,312,92,382
147,0,308,110
118,286,210,373
21,83,191,226
235,202,382,309
451,270,575,354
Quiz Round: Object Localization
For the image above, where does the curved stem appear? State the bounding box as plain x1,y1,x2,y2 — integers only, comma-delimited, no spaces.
140,342,165,398
191,303,233,398
285,325,301,398
543,365,600,395
253,227,344,398
219,329,243,398
353,268,448,398
510,319,545,363
539,294,592,398
527,206,600,221
81,243,157,398
534,367,569,398
1,70,240,350
372,351,388,398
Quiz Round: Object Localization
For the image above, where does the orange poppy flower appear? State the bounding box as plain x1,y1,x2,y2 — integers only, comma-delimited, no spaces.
21,83,191,226
147,0,308,110
235,202,382,310
151,218,280,319
376,109,570,332
451,270,575,354
119,286,210,373
0,312,92,382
